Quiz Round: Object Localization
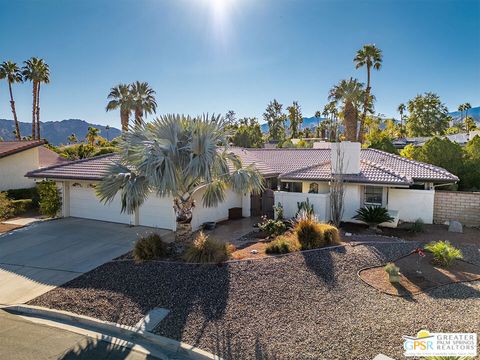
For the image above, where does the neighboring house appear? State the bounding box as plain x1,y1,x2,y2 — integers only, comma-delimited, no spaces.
393,130,480,149
26,142,458,230
0,140,67,191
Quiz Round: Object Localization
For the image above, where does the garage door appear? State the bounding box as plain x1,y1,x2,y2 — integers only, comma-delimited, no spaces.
138,193,176,230
69,185,132,224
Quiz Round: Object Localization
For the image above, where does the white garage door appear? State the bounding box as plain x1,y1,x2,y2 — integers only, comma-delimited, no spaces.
70,186,131,224
138,194,176,230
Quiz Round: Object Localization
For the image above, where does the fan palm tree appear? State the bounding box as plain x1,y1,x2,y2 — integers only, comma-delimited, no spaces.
397,103,406,125
106,84,133,132
0,61,23,140
458,102,472,131
354,44,382,143
328,78,365,142
22,57,43,139
34,60,50,140
96,114,264,240
130,81,157,126
67,133,78,144
86,127,100,146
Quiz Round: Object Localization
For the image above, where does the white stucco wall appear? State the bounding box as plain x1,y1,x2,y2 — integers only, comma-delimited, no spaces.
274,191,330,221
191,188,242,231
0,148,39,190
138,193,176,230
342,184,362,220
388,188,435,224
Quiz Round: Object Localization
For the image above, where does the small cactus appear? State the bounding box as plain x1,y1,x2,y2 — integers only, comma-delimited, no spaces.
384,262,401,283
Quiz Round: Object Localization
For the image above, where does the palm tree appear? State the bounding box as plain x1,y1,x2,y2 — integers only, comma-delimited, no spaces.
397,103,406,125
86,127,100,146
67,133,78,144
354,44,382,143
0,61,23,140
286,101,302,138
105,125,110,141
35,60,50,140
106,84,133,132
22,57,43,139
459,103,472,132
96,114,264,240
130,81,157,126
328,78,365,142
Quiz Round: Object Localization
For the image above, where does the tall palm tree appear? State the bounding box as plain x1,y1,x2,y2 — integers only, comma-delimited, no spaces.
354,44,382,143
328,78,365,142
22,57,43,139
96,114,264,240
86,126,100,146
286,101,302,138
106,84,133,132
67,133,78,144
35,60,50,140
397,103,406,125
459,102,472,131
130,81,157,126
0,61,23,140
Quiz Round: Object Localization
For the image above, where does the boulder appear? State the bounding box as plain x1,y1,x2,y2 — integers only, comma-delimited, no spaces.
448,220,463,233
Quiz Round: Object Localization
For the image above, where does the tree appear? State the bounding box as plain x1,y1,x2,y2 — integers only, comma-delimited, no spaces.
86,127,100,146
367,134,397,154
105,125,111,140
0,61,23,140
264,99,286,142
286,101,303,138
415,137,463,176
328,78,365,142
465,116,476,132
231,117,264,148
22,57,49,139
96,114,264,240
399,144,418,160
130,81,157,126
354,44,382,143
397,103,406,131
106,84,133,132
458,102,472,132
67,133,78,144
225,110,236,124
406,92,450,136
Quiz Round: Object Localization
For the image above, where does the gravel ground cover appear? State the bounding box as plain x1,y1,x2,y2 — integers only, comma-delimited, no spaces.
29,242,480,360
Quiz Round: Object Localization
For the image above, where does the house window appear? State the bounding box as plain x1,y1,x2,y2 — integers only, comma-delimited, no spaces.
364,186,383,206
309,183,319,194
281,182,302,193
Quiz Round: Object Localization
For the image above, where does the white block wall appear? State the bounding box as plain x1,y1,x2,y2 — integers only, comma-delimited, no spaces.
0,147,39,190
388,188,435,224
274,191,330,221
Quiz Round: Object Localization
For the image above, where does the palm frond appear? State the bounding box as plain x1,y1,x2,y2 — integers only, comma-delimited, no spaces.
202,180,226,207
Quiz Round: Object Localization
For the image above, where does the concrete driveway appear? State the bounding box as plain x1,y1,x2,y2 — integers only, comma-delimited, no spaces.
0,218,171,304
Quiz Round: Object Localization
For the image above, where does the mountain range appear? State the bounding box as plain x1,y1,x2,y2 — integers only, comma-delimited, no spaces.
259,106,480,133
0,119,121,145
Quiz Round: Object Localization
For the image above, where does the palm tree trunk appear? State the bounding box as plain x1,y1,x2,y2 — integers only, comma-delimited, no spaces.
174,196,195,242
120,108,129,132
36,83,41,140
358,66,371,143
32,81,37,139
344,101,357,142
8,82,21,140
135,108,142,127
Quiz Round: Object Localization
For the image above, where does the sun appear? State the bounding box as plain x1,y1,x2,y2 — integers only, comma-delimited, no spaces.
417,330,431,339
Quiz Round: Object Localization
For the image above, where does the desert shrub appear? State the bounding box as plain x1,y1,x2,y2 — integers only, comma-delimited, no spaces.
295,216,324,249
11,199,33,215
319,223,341,245
183,232,231,263
408,218,425,233
265,234,301,254
37,181,62,217
258,216,287,237
424,240,463,268
353,206,393,229
0,193,15,220
295,198,314,218
133,233,169,261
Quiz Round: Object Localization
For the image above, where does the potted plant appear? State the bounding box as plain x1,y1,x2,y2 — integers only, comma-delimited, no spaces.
384,262,401,283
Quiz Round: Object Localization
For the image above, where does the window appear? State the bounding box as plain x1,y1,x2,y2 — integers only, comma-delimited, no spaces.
364,186,383,206
281,182,302,193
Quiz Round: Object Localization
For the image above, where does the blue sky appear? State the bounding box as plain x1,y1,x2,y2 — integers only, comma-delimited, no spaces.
0,0,479,129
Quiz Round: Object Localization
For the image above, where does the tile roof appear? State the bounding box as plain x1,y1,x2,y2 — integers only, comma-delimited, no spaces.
0,140,46,158
38,147,69,168
26,146,459,185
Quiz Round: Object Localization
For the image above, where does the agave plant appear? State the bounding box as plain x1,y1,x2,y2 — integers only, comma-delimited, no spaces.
96,114,264,241
353,205,394,230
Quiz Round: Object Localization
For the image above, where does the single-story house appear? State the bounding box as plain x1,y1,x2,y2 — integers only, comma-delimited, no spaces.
0,140,67,191
26,142,458,230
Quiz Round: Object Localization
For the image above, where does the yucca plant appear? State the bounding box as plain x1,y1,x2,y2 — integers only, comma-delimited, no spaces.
424,240,463,268
353,205,394,230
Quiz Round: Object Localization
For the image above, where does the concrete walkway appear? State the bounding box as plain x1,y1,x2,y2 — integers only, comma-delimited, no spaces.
205,217,259,245
0,309,157,359
0,218,172,304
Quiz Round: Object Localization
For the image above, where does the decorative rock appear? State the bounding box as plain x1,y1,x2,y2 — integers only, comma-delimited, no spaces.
250,249,258,254
448,220,463,233
345,232,352,237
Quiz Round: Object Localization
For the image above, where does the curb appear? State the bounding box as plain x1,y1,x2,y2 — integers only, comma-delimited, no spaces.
1,304,221,360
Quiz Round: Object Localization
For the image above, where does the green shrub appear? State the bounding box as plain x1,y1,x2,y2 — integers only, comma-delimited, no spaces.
319,223,341,245
295,217,324,249
265,234,301,254
353,206,394,229
5,187,39,206
183,232,231,263
0,192,15,220
133,233,169,261
258,216,287,237
11,199,33,215
424,240,463,268
37,181,62,217
408,218,425,233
